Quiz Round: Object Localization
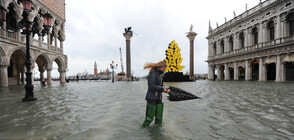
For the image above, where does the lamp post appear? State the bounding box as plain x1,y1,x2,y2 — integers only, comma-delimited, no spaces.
0,0,53,101
110,61,118,83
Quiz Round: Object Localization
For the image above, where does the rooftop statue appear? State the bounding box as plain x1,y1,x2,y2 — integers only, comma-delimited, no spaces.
124,27,132,34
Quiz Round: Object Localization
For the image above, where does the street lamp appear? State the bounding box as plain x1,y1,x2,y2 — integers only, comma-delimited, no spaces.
0,0,53,101
110,61,118,83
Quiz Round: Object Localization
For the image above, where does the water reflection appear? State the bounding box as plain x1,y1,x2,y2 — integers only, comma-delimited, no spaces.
0,80,294,139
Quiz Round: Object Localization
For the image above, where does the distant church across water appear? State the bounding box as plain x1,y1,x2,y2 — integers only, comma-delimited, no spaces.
207,0,294,82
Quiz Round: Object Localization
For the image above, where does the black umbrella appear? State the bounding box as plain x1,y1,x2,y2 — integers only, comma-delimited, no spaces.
167,86,200,101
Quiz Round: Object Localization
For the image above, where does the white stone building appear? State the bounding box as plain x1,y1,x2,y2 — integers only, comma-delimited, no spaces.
0,0,67,87
207,0,294,82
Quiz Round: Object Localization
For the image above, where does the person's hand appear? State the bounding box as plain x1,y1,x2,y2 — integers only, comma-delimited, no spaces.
163,88,170,93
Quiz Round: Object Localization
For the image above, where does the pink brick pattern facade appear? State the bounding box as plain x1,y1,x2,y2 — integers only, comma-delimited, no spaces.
39,0,65,20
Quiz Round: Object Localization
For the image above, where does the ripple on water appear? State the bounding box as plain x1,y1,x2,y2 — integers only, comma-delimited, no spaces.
0,80,294,139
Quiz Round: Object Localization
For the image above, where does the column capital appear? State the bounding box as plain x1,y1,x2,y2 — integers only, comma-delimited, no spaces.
186,32,197,41
123,33,133,40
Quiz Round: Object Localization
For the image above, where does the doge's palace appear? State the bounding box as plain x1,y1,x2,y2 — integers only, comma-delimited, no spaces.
207,0,294,82
0,0,67,87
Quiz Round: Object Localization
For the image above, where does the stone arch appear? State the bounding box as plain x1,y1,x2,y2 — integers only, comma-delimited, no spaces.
286,12,294,36
251,60,259,80
0,47,8,66
251,27,258,45
34,53,50,69
239,31,245,48
7,48,26,86
220,39,224,54
52,56,66,71
238,66,245,80
267,20,275,41
282,53,294,81
229,36,234,51
7,47,26,64
213,42,217,56
228,67,234,80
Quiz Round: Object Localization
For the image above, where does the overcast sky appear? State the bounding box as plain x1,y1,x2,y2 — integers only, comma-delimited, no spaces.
59,0,261,77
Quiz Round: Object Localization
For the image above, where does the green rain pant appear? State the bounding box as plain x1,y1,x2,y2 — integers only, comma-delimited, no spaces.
142,103,164,127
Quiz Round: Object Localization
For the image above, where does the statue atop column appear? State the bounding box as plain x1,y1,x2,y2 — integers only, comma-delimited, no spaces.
123,27,133,80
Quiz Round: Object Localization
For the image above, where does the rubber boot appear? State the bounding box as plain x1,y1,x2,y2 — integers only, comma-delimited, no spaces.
155,103,164,126
142,103,156,127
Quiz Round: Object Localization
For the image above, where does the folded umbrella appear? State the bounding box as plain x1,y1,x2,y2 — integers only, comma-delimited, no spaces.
167,86,200,101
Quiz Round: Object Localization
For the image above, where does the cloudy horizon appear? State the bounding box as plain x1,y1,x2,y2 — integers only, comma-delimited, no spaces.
53,0,262,77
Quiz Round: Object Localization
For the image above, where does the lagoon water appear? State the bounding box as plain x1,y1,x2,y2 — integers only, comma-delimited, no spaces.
0,80,294,140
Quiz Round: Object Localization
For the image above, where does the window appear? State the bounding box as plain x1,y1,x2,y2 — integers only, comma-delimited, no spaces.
267,21,275,41
213,43,216,56
252,27,258,45
220,40,224,54
287,14,294,36
239,32,245,48
229,36,234,51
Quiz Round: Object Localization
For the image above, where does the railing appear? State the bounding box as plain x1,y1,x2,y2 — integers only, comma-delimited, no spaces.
210,0,282,35
1,30,62,54
208,35,294,61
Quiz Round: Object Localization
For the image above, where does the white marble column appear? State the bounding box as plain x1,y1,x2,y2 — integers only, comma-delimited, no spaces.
275,55,282,82
225,64,229,80
234,33,239,50
277,15,281,39
0,65,8,87
281,62,286,82
259,58,265,81
245,60,249,80
244,29,248,47
208,66,212,80
259,23,263,43
234,62,238,80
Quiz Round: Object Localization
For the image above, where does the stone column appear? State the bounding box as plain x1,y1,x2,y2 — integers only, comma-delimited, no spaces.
0,22,6,37
60,41,64,54
208,65,214,80
275,55,282,82
234,62,238,80
31,66,35,85
123,32,133,79
0,65,8,87
225,63,229,80
259,23,263,43
277,15,281,39
217,66,221,80
245,60,250,80
39,36,43,48
281,62,285,82
46,67,52,84
186,31,197,80
39,67,45,84
234,33,239,50
54,37,58,50
259,58,265,81
59,69,66,83
47,34,51,50
244,29,248,47
21,70,25,85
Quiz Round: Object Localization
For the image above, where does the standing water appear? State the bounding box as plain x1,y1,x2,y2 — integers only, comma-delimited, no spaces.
0,80,294,139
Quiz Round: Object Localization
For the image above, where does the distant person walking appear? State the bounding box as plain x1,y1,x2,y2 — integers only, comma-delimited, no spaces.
142,61,170,127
